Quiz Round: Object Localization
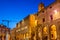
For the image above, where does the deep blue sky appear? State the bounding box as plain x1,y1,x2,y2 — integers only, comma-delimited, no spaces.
0,0,55,29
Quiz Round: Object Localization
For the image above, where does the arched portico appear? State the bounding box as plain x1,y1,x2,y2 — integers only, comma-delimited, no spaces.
42,26,49,40
50,25,57,40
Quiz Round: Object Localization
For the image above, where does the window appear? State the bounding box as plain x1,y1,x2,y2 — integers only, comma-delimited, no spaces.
43,18,45,22
52,34,53,38
50,6,52,9
42,11,44,13
50,15,53,21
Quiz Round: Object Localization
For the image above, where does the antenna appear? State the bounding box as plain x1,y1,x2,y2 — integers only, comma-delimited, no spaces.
2,20,17,28
2,20,9,27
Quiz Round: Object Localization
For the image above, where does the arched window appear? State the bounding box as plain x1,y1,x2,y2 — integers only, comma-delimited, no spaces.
50,25,57,40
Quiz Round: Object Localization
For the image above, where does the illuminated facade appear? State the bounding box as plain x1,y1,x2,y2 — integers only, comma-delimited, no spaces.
11,0,60,40
0,24,10,40
37,0,60,40
13,14,37,40
15,16,30,40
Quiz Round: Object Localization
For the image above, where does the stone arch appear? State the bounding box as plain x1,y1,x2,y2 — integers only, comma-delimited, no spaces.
50,24,57,40
43,26,48,34
42,25,48,40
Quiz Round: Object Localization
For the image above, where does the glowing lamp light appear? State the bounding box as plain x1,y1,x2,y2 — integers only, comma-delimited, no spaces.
54,10,58,14
53,10,60,20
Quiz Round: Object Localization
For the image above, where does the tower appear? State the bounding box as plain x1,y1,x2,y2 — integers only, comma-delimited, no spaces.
38,3,45,12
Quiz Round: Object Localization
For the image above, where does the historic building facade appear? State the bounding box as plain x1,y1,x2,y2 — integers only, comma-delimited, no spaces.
11,0,60,40
12,14,37,40
37,0,60,40
0,24,10,40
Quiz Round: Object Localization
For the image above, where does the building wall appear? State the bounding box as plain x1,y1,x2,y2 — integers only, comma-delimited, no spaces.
0,25,10,40
14,14,38,40
11,0,60,40
37,1,60,40
15,15,30,40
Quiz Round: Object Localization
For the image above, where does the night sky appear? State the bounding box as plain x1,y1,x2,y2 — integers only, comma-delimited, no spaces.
0,0,55,29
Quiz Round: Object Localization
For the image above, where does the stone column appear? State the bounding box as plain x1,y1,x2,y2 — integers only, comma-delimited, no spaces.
47,25,50,40
56,25,60,40
39,25,43,40
49,25,51,40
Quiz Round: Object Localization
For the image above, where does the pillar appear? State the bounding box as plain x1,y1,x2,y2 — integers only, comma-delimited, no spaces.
47,25,50,40
56,25,60,40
